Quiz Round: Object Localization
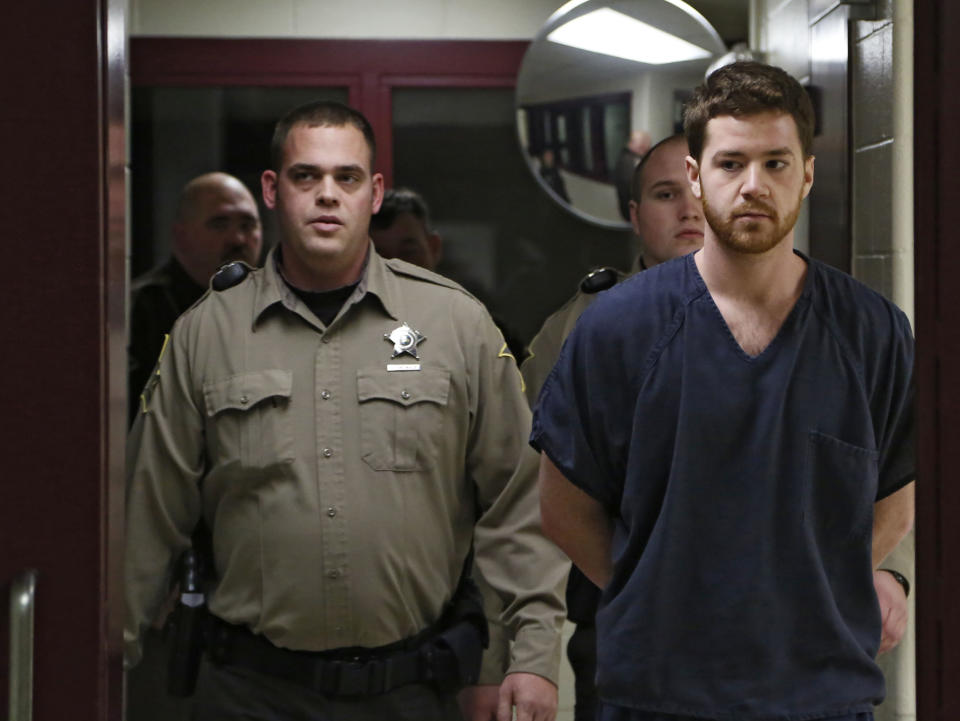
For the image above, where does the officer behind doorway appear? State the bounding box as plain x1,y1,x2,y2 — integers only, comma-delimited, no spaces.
369,186,443,271
126,171,262,721
127,171,262,425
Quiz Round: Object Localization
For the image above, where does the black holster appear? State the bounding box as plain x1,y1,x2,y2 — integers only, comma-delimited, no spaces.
165,549,208,697
416,574,489,691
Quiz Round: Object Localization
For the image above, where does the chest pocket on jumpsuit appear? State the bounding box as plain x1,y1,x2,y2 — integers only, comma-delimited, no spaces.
357,367,451,471
203,369,295,468
804,430,879,550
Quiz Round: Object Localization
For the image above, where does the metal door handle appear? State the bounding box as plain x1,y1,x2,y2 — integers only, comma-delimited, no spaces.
8,569,37,721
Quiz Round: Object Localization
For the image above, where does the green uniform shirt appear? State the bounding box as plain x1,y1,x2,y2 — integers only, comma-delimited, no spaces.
125,245,566,683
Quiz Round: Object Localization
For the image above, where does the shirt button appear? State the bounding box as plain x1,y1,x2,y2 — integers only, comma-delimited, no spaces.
327,507,337,517
322,448,333,458
322,336,330,344
327,569,340,579
321,390,331,400
400,390,411,400
239,395,249,405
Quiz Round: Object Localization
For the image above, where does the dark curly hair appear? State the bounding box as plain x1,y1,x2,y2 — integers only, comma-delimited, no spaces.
684,61,815,161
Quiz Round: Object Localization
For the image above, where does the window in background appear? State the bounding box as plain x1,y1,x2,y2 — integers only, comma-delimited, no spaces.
519,93,630,182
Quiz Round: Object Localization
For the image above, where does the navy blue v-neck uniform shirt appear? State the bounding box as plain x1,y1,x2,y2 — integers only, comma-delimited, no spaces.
530,252,914,721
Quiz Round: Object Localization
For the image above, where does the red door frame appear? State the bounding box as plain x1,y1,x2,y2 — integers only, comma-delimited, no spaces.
0,0,126,719
914,0,960,717
130,38,528,185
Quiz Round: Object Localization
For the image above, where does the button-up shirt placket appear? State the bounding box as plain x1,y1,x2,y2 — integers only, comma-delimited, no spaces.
314,322,351,645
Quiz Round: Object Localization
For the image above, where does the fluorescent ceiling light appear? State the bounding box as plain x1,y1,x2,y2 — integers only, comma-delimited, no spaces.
547,7,712,65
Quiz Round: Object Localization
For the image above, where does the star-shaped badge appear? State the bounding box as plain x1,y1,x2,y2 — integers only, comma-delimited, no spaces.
384,322,426,359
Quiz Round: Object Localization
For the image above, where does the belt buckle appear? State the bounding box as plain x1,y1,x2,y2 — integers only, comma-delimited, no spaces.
313,658,341,696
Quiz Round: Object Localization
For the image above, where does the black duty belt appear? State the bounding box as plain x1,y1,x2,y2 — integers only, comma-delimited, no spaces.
206,614,483,696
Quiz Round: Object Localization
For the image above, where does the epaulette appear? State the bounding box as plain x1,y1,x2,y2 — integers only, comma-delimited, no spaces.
211,261,252,291
384,257,469,294
579,267,619,294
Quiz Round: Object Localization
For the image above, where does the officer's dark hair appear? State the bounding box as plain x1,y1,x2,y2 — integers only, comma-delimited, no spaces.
270,100,377,171
683,60,815,162
629,134,686,205
370,187,432,233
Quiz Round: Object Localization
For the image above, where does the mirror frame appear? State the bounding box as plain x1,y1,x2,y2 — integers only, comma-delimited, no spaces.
515,0,727,227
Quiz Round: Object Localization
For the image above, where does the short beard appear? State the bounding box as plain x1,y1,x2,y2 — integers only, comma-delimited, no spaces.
703,189,803,255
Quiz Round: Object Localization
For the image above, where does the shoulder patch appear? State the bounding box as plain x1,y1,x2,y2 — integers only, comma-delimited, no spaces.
580,267,621,294
139,333,169,415
497,340,526,394
211,261,252,291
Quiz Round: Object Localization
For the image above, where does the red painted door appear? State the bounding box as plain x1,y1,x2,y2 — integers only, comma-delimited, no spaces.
0,1,125,719
915,0,960,717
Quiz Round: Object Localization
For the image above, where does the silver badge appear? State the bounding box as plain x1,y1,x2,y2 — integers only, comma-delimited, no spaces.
384,322,426,360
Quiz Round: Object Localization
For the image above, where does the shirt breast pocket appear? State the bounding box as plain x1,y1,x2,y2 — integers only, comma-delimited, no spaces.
805,430,879,549
203,369,294,469
356,368,451,472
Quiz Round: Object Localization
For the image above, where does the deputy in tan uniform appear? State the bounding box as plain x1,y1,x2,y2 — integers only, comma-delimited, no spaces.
125,101,566,721
522,134,704,405
521,134,703,721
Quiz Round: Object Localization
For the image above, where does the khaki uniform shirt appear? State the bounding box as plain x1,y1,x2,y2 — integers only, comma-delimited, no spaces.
125,245,566,683
522,267,633,405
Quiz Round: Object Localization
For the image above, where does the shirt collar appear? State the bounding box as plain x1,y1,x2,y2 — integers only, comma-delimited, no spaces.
252,242,402,327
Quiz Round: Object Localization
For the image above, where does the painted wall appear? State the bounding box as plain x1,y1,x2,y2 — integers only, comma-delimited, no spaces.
850,4,916,717
850,0,914,326
756,0,913,323
757,3,915,721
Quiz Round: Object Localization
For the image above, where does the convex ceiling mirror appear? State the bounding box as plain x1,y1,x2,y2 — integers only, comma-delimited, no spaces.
516,0,728,227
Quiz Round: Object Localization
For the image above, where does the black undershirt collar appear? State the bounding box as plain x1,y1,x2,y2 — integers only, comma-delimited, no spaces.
275,246,362,326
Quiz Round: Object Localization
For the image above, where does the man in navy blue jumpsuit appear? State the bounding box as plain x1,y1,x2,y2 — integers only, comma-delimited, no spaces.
533,61,914,721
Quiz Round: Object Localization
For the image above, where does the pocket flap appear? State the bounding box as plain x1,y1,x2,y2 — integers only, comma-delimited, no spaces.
203,370,293,416
357,367,451,407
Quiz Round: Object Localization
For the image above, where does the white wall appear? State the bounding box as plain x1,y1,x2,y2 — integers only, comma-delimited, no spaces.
891,0,914,326
756,0,811,82
130,0,563,38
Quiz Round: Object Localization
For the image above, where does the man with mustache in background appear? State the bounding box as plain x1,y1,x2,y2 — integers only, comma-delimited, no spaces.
534,62,913,721
128,172,263,425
